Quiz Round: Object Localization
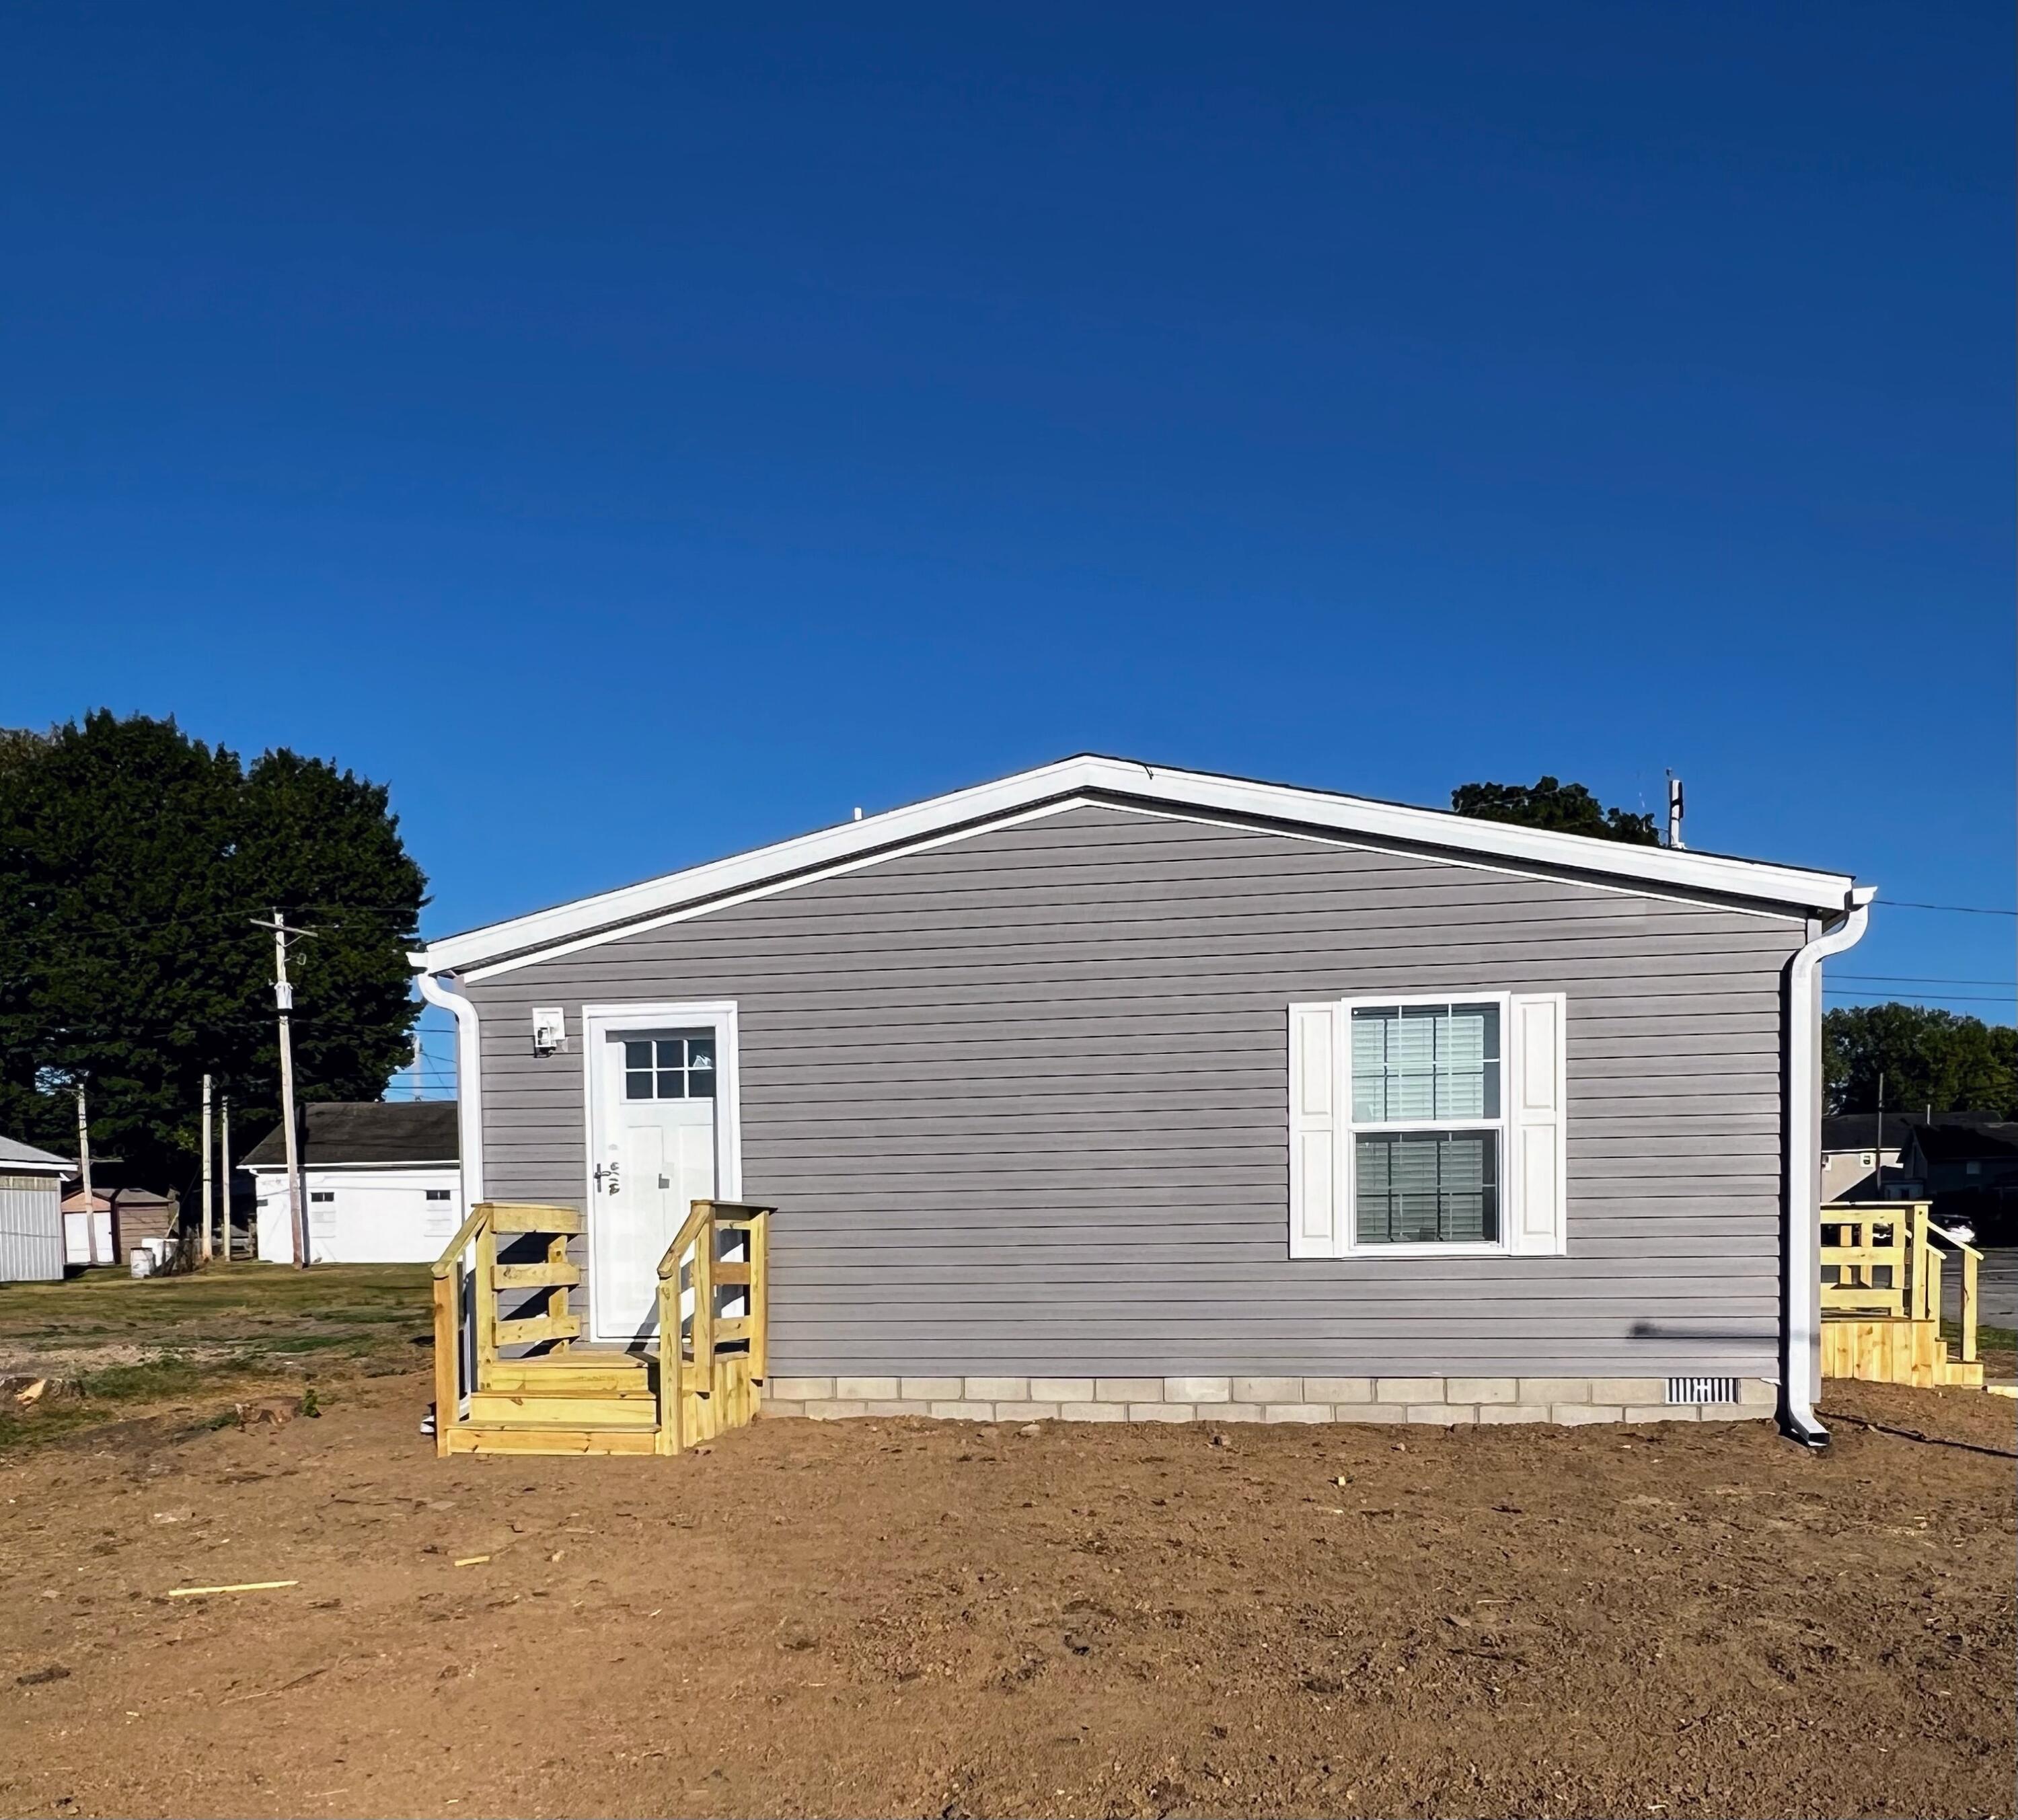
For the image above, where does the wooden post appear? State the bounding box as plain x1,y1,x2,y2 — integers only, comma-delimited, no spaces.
656,1270,680,1455
475,1217,498,1388
691,1207,716,1392
431,1264,459,1458
547,1232,572,1354
748,1211,769,1381
1959,1246,1978,1364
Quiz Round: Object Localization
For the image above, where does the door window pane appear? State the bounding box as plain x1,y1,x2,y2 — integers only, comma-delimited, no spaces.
618,1030,717,1099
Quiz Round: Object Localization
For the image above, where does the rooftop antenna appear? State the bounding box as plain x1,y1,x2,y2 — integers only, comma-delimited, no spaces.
1666,771,1686,850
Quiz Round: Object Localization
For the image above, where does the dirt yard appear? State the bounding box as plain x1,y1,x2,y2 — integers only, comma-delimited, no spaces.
0,1322,2011,1820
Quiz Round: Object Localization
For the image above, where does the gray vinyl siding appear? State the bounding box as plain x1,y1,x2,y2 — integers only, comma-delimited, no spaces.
0,1174,65,1282
465,804,1802,1379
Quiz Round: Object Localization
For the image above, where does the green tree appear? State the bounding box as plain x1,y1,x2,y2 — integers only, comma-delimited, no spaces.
1822,1003,2018,1118
1450,776,1659,844
0,711,428,1192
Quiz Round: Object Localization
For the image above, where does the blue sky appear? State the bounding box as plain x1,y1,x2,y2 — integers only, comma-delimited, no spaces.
1,3,2011,1094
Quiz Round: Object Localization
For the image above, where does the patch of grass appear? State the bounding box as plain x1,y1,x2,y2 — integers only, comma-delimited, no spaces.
0,1262,433,1453
0,1351,270,1451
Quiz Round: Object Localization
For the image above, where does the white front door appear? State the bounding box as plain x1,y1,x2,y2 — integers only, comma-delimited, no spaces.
590,1027,720,1342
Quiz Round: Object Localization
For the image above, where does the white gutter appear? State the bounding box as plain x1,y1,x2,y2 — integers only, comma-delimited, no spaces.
1781,886,1875,1448
415,973,484,1204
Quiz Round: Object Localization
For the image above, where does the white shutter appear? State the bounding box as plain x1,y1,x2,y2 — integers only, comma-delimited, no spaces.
1288,1002,1343,1257
1507,992,1567,1256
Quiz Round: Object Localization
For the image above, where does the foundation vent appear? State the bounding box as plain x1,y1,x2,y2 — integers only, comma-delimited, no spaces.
1667,1375,1740,1405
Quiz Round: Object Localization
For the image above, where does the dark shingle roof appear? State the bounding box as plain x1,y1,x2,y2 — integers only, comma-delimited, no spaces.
240,1101,459,1169
1822,1114,1913,1152
1909,1119,2018,1164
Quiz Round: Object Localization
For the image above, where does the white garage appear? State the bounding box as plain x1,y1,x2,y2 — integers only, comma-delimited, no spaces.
243,1102,461,1265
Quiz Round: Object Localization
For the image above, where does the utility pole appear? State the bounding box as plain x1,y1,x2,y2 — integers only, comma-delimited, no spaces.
1872,1071,1885,1201
218,1092,232,1262
258,910,317,1268
199,1073,214,1262
411,1030,424,1102
75,1083,94,1261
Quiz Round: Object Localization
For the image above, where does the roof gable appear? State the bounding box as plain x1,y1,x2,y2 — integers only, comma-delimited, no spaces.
414,754,1865,978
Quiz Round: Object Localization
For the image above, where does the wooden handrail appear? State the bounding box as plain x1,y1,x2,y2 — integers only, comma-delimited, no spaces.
430,1203,585,1454
657,1201,713,1282
1820,1199,1982,1369
653,1200,774,1453
1926,1218,1984,1365
1927,1218,1985,1264
655,1199,776,1280
431,1203,492,1279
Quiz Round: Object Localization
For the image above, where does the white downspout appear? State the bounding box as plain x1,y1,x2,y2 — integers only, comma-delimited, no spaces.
1782,886,1874,1448
415,971,484,1207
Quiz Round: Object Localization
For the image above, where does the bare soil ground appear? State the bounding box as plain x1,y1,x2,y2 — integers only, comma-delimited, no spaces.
2,1330,2012,1820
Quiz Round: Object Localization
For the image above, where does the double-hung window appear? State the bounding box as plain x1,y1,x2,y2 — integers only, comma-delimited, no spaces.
1289,989,1566,1258
1350,1000,1502,1246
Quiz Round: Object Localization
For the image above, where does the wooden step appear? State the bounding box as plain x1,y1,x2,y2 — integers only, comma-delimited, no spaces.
467,1390,659,1428
441,1424,660,1457
485,1355,651,1395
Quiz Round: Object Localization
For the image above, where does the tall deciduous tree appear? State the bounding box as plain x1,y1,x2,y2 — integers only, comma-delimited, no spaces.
1450,777,1659,844
0,711,428,1190
1823,1003,2017,1119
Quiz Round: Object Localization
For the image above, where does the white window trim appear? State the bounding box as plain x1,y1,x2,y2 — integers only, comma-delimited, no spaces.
1339,989,1513,1259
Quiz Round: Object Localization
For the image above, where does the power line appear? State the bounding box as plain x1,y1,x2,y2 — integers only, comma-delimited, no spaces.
0,903,427,940
1832,973,2018,987
1824,997,2010,1013
1877,897,2018,917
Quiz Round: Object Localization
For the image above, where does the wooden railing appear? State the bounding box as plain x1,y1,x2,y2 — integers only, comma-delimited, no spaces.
655,1200,772,1454
1820,1201,1981,1366
430,1201,585,1453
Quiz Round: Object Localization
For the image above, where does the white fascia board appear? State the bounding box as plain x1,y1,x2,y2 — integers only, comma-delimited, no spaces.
410,755,1862,977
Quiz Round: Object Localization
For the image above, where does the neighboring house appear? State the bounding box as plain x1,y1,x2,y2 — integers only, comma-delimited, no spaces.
0,1135,72,1283
59,1183,176,1268
412,755,1871,1441
1890,1114,2018,1200
1820,1112,1910,1203
1886,1116,2018,1246
241,1102,461,1264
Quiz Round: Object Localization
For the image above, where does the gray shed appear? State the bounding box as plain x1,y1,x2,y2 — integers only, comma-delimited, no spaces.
0,1135,73,1283
411,755,1871,1447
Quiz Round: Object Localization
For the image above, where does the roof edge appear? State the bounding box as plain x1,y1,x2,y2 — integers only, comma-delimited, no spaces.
412,755,1862,975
